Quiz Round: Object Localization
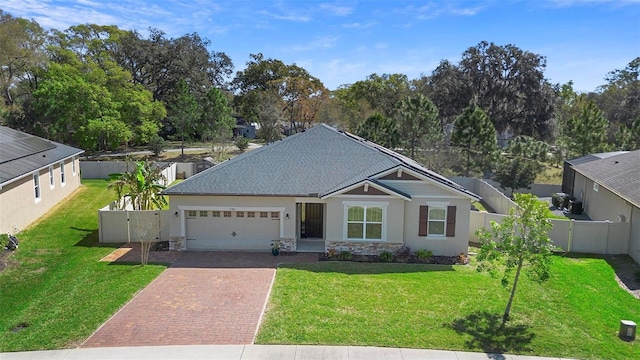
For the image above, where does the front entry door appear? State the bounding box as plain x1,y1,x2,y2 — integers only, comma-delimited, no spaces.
302,203,323,238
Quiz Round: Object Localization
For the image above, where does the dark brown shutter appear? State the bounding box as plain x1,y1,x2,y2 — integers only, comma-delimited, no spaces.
419,206,428,236
446,206,456,237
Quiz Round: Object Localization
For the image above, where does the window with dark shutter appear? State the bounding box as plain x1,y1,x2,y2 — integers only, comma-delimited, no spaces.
446,206,456,237
419,206,428,236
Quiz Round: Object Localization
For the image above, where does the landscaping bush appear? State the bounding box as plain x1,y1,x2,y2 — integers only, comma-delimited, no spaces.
338,251,352,261
394,245,412,262
379,251,393,262
414,249,433,260
147,135,167,156
235,137,250,153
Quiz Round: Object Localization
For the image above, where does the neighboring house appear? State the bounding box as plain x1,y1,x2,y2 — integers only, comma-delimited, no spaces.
162,124,480,256
0,126,84,234
233,116,256,139
568,150,640,264
561,151,628,196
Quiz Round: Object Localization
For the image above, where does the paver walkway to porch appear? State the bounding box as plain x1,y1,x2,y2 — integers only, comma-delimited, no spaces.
82,251,318,347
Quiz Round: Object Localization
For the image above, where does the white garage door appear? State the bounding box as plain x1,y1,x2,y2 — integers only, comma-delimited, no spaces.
185,210,280,250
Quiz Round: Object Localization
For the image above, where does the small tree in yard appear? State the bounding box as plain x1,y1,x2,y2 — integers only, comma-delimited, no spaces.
494,157,538,197
476,193,555,323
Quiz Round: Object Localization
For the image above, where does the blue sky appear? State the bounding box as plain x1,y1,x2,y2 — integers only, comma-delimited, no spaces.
4,0,640,91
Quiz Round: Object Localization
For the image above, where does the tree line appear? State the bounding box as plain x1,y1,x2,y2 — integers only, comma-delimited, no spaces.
1,10,638,181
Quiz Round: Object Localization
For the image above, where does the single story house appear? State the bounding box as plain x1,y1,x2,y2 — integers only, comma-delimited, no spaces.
0,126,84,234
561,151,628,196
569,149,640,264
162,124,480,256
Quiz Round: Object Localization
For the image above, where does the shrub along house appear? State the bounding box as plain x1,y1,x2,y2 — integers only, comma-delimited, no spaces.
162,124,480,256
0,126,83,234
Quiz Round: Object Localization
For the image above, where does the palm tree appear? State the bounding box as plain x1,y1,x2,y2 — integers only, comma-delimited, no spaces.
108,161,167,210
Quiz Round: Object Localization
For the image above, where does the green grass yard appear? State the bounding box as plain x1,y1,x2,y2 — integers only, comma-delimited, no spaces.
257,259,640,360
0,180,166,352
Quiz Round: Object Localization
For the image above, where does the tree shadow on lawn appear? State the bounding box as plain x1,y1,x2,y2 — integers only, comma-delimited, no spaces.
446,310,535,357
72,228,120,248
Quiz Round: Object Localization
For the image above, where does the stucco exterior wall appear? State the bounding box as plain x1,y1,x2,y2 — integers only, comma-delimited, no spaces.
581,177,633,222
324,196,405,244
0,157,81,234
629,206,640,264
403,197,471,256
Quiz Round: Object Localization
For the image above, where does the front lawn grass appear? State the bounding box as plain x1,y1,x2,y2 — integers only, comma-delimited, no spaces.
257,258,639,359
0,180,166,352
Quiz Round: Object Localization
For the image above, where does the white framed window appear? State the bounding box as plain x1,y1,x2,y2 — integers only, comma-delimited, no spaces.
260,211,268,218
187,210,197,218
270,212,280,219
33,173,41,202
71,156,76,175
60,161,66,186
247,211,255,218
427,207,447,236
236,211,244,218
199,211,208,217
212,211,221,217
223,211,232,218
343,202,387,241
49,166,55,188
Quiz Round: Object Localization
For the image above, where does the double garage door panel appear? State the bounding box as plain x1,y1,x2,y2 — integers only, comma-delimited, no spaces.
186,217,280,250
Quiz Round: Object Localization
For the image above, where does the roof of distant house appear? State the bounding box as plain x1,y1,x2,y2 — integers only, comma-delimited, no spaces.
163,123,479,200
572,149,640,207
565,151,629,166
0,126,84,186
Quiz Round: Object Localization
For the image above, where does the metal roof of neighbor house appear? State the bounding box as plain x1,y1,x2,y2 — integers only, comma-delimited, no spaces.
0,126,84,186
572,149,640,207
163,124,479,200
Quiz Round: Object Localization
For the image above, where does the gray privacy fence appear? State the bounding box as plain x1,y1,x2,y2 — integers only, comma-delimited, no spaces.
98,207,171,243
80,161,187,181
470,211,631,255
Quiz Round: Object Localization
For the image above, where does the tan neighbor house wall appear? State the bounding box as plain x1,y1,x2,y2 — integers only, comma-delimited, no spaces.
579,175,633,223
0,157,81,234
630,207,640,264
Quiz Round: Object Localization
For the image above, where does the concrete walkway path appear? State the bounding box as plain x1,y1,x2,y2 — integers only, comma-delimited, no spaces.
0,344,578,360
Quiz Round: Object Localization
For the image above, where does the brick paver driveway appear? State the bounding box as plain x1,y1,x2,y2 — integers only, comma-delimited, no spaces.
82,252,317,347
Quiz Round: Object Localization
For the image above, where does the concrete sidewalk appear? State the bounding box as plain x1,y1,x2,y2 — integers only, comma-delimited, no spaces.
0,344,577,360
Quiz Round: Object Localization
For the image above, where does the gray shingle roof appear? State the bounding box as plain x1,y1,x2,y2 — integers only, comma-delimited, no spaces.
0,126,84,186
572,149,640,207
163,124,479,200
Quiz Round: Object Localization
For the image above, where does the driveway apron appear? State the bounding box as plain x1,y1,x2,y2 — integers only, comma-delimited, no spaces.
82,252,317,347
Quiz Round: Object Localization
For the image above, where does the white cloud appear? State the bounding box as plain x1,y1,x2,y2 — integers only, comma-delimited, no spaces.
292,36,339,51
318,3,354,16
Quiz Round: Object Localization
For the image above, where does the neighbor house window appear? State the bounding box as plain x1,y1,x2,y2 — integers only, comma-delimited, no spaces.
187,210,197,218
49,166,55,188
60,161,65,185
212,211,220,217
199,211,208,217
223,211,232,218
260,212,268,218
344,204,385,241
71,157,76,175
419,205,456,237
33,173,41,201
247,211,255,218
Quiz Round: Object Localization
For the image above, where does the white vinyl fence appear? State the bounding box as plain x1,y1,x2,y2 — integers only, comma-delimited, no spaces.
470,211,631,255
98,207,171,243
80,161,181,182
